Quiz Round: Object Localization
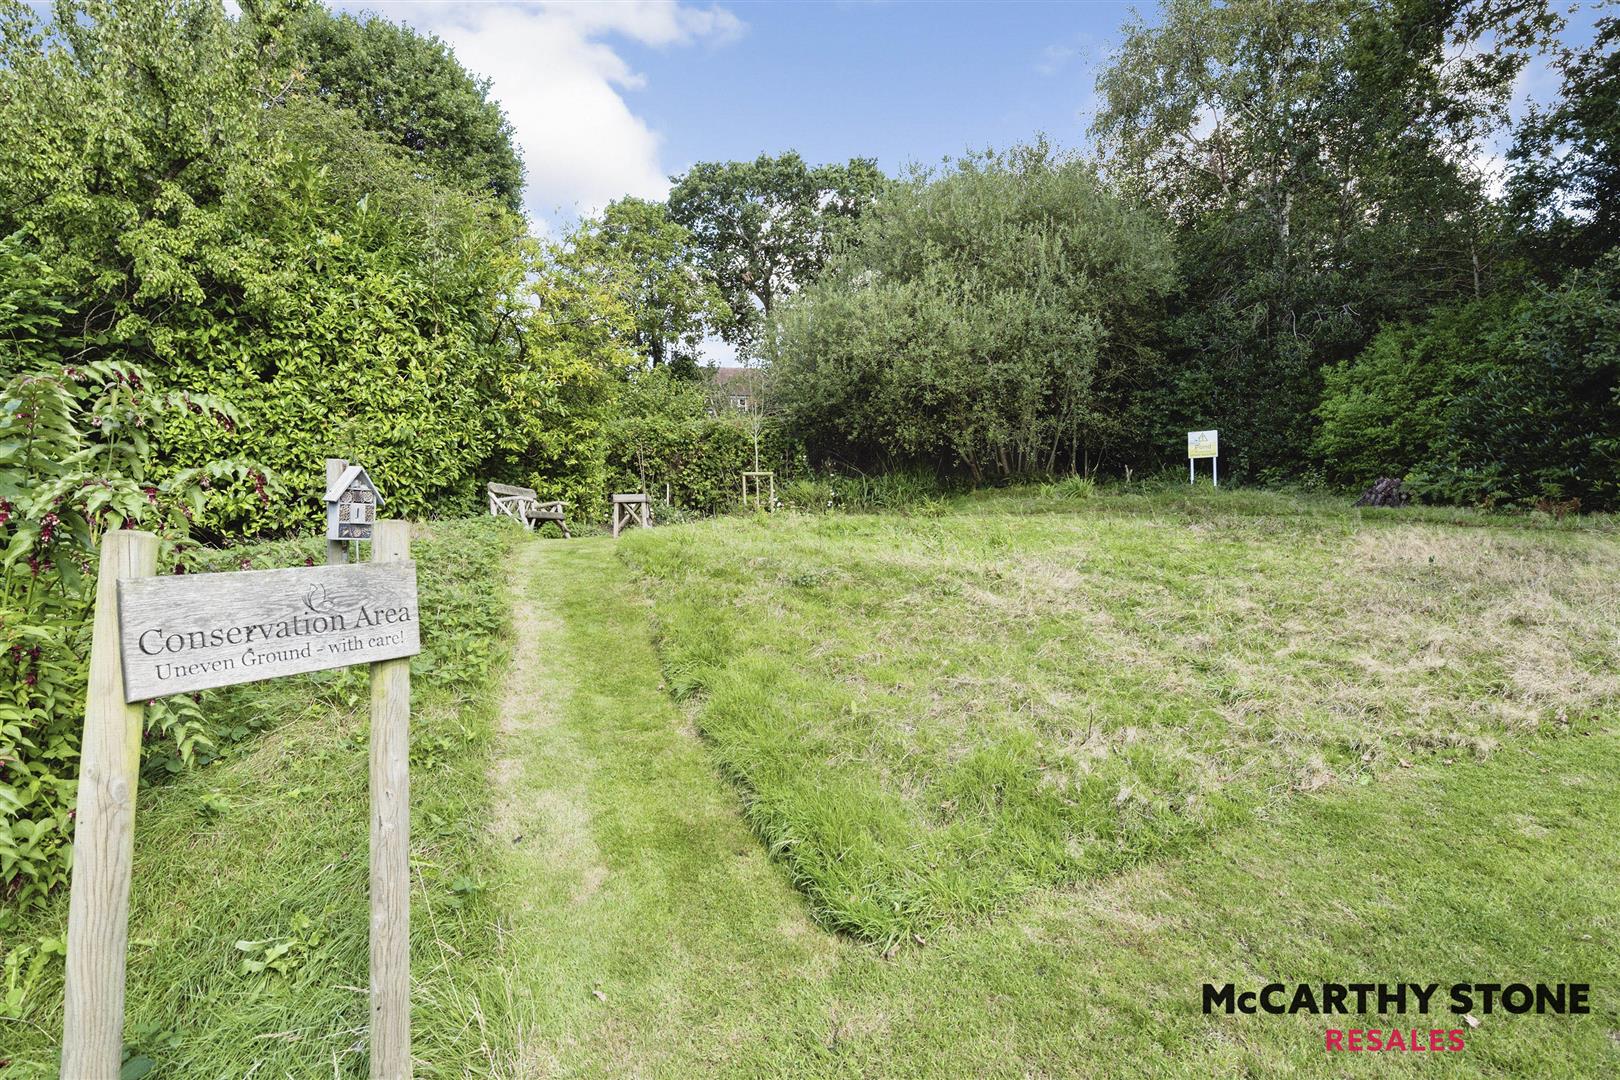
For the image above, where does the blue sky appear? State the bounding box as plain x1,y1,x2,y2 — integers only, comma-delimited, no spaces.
615,2,1139,179
360,1,1143,228
357,0,1605,236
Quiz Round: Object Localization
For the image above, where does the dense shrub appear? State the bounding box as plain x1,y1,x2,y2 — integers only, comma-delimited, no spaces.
1319,255,1620,510
0,1,627,538
606,369,797,514
149,101,530,535
1315,298,1508,482
0,353,252,921
769,143,1174,481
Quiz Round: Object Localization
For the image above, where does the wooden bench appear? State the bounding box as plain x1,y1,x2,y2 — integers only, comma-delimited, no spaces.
487,483,570,537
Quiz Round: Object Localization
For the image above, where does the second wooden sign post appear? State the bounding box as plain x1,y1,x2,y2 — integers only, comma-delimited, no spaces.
60,513,419,1079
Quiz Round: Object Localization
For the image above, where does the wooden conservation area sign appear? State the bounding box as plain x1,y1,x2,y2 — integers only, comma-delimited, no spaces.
63,521,418,1080
118,562,420,701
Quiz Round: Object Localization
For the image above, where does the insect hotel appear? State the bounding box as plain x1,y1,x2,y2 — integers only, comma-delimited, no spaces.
326,463,381,541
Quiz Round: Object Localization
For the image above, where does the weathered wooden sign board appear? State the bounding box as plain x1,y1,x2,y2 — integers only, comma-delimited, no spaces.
63,522,417,1080
118,562,419,700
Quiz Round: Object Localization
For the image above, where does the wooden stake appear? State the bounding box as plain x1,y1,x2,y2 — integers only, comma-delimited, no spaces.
62,529,158,1080
327,458,349,566
369,521,412,1079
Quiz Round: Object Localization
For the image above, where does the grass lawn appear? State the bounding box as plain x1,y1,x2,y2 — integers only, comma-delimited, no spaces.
2,489,1617,1076
475,512,1620,1077
619,485,1620,944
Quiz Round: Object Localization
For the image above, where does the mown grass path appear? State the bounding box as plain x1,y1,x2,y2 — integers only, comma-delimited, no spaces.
479,531,1620,1078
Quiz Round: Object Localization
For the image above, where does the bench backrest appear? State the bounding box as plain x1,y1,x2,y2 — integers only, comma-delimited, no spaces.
488,482,538,499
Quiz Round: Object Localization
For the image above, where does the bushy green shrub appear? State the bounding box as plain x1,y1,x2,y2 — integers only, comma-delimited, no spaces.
1047,475,1098,500
0,357,254,921
1315,299,1506,483
1415,256,1620,510
1319,256,1620,510
769,142,1173,481
137,97,536,537
0,3,626,539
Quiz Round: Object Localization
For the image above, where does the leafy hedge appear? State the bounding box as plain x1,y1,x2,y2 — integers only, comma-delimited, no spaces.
149,99,530,536
607,369,798,514
1318,253,1620,510
0,3,626,540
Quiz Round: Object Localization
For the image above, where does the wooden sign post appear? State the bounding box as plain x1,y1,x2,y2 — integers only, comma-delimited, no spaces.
61,530,158,1080
61,524,419,1079
326,457,350,566
367,521,412,1079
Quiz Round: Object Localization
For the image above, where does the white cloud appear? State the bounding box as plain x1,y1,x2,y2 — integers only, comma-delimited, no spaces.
361,2,743,227
1036,43,1079,77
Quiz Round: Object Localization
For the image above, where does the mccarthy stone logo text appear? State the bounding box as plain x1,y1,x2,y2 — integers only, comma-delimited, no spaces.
1203,982,1592,1054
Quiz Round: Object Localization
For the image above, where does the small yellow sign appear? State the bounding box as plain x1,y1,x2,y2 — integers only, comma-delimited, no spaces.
1187,429,1219,459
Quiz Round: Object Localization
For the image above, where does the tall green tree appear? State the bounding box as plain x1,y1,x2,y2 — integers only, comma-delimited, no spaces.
1092,0,1557,478
1509,17,1620,272
770,144,1174,480
567,197,728,373
481,232,639,513
667,152,885,351
292,5,524,211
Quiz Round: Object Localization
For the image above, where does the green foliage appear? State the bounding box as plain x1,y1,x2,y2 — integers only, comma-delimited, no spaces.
0,0,634,536
481,236,640,516
1510,17,1620,270
0,354,255,921
606,368,795,514
291,5,524,211
150,97,532,536
569,198,729,372
0,0,263,304
769,142,1174,481
234,911,327,976
667,152,886,351
1415,256,1620,510
1315,298,1506,481
1093,0,1558,479
778,469,951,514
1320,255,1620,510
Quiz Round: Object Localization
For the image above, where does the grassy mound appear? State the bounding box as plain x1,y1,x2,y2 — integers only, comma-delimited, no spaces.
619,487,1620,943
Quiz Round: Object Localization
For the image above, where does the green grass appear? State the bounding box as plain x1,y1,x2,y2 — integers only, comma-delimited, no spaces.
618,486,1620,943
0,519,516,1078
4,490,1618,1076
459,528,1620,1077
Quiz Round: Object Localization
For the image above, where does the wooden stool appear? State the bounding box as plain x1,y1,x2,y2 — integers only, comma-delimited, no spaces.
611,493,651,538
